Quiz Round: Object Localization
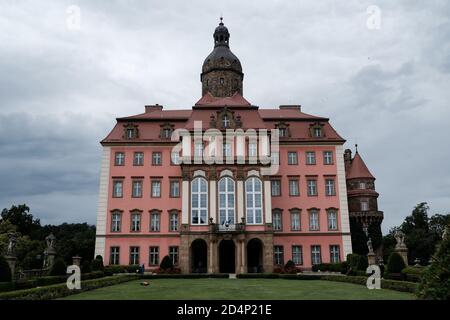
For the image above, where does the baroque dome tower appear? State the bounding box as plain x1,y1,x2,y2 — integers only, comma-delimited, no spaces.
201,18,244,97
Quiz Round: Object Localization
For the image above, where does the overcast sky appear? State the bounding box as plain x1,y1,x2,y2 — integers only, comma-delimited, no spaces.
0,0,449,232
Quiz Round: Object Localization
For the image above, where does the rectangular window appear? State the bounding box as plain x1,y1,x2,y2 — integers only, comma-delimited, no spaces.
274,246,284,266
162,128,172,139
309,210,320,231
248,142,257,157
361,200,369,211
150,212,160,232
325,179,336,196
292,246,303,265
129,246,140,265
151,180,161,198
311,245,322,265
223,142,232,157
323,151,333,165
359,182,366,189
271,180,281,196
330,245,340,263
279,127,287,137
307,179,318,196
289,179,299,196
132,180,142,198
169,212,179,231
291,211,301,231
171,151,181,165
287,151,298,165
306,151,316,165
169,246,179,265
112,180,123,198
111,212,121,232
109,247,120,265
131,213,141,232
273,211,282,231
152,152,162,165
115,152,125,166
149,247,159,266
170,180,180,198
328,210,338,230
194,142,203,158
133,152,144,166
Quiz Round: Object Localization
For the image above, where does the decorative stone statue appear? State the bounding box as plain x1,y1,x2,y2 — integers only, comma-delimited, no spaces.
367,237,374,253
45,233,56,252
443,226,449,240
394,230,406,249
6,233,17,256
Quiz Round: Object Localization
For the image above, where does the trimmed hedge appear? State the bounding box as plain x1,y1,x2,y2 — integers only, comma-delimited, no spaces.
0,271,105,293
236,273,323,280
142,273,229,279
321,275,418,294
401,266,425,283
0,275,137,300
311,263,347,273
104,265,141,275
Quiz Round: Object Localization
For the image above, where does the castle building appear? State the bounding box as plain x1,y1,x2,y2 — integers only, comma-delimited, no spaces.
94,20,382,273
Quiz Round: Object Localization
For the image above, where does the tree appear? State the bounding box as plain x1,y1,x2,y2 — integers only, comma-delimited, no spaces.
418,227,450,300
49,258,67,276
1,205,41,237
386,252,406,274
0,256,12,282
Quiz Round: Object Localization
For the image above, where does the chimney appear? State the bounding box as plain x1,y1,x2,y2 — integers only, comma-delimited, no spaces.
279,105,301,111
145,104,163,113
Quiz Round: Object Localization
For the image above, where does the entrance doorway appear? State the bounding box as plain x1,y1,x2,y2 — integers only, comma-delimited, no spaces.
247,238,263,273
219,239,235,273
191,239,207,273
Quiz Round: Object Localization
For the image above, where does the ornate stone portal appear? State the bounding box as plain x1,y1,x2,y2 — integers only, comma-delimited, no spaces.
180,224,273,274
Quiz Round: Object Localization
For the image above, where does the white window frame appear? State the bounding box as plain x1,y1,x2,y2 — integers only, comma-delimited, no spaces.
170,212,179,231
274,246,284,265
306,151,316,165
113,181,123,197
361,200,369,211
191,177,208,225
169,246,179,265
110,247,120,265
323,151,333,165
291,211,301,231
292,245,303,265
307,179,317,196
115,152,125,166
287,151,298,165
130,246,140,265
151,180,161,198
149,246,159,265
273,210,282,231
218,177,235,224
152,152,162,165
309,210,320,231
132,181,142,198
111,212,121,232
245,177,263,224
134,152,144,166
150,212,160,232
170,180,180,197
328,210,338,230
271,180,281,196
131,212,141,232
248,142,257,157
325,179,335,196
311,245,322,265
289,179,299,196
330,245,340,263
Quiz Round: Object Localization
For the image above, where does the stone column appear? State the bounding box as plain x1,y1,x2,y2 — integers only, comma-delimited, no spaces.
181,180,190,224
263,180,272,224
367,252,376,265
4,256,17,281
395,247,408,266
263,236,274,273
240,239,246,274
236,180,244,222
180,234,190,274
209,180,217,223
208,239,214,274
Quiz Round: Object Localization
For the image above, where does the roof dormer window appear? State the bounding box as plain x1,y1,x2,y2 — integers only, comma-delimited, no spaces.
222,115,230,128
160,122,175,140
123,123,139,140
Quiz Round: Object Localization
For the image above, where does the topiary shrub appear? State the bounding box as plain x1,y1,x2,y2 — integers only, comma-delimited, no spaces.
160,255,173,270
92,255,104,272
81,261,92,274
386,252,406,275
49,258,67,276
346,253,368,275
0,256,12,282
417,228,450,300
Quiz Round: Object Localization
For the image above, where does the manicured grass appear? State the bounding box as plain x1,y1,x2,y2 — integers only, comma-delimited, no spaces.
62,278,415,300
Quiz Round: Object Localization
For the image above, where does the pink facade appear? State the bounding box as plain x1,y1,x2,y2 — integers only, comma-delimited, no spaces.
94,20,353,273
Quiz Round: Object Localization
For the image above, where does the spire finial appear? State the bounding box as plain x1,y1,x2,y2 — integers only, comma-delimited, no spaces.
355,143,359,153
219,15,223,25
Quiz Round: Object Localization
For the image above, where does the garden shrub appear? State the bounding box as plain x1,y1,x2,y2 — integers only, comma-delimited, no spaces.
49,258,67,276
160,256,173,270
0,275,137,300
92,255,104,272
346,254,368,275
0,256,12,282
81,261,92,274
385,252,406,278
321,275,417,293
417,229,450,300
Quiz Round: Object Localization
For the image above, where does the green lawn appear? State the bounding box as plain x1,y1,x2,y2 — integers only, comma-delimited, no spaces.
62,278,415,300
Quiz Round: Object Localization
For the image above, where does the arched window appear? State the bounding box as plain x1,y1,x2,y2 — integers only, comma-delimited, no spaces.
218,177,235,224
245,177,263,224
191,177,208,225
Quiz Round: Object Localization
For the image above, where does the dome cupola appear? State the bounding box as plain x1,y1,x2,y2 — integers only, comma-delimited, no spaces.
201,18,244,98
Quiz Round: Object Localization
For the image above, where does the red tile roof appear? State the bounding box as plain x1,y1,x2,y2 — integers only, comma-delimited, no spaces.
195,92,251,107
346,152,375,179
